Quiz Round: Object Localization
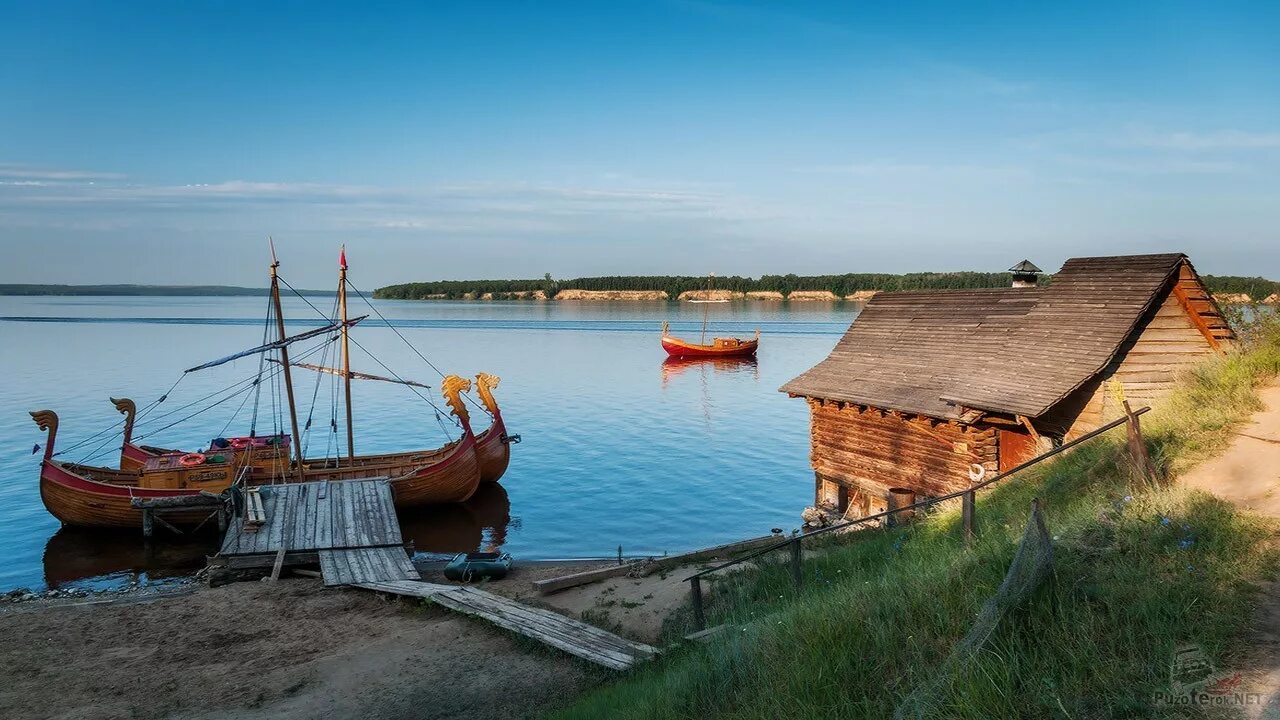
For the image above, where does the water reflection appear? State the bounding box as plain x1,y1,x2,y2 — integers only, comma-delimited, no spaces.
398,482,514,559
41,483,514,587
43,528,214,591
659,355,760,387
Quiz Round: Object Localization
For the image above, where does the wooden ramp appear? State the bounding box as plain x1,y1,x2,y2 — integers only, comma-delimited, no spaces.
213,478,418,586
358,580,659,670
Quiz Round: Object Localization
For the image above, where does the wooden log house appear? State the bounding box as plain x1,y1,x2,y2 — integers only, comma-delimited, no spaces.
781,253,1233,518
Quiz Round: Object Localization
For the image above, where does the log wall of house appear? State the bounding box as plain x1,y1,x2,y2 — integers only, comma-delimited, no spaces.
807,399,997,514
1051,286,1218,439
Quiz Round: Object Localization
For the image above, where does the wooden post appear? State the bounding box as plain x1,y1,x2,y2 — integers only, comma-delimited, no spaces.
789,537,803,589
962,489,976,543
216,506,227,533
1123,400,1157,483
690,576,705,632
142,508,153,539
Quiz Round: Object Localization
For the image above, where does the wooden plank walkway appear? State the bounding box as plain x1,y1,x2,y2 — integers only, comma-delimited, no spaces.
213,478,418,586
319,546,418,587
358,580,660,671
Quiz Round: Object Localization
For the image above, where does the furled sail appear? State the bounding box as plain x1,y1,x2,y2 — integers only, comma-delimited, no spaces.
268,359,431,389
184,316,367,373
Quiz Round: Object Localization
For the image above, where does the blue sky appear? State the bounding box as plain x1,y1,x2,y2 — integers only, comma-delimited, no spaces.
1,1,1277,286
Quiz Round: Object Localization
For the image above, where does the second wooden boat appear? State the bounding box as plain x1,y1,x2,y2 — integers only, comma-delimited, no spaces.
473,372,519,483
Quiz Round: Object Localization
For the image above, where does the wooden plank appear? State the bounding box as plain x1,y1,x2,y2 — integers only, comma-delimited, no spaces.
684,625,729,644
452,588,651,654
533,563,640,595
432,588,657,669
354,481,374,548
429,592,638,669
379,480,402,544
318,546,346,584
369,481,393,545
318,547,417,586
269,547,287,582
315,481,332,550
357,580,455,596
1172,282,1223,352
220,551,320,570
351,581,657,669
364,481,385,545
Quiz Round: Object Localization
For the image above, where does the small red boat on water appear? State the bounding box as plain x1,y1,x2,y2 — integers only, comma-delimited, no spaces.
661,322,759,358
661,273,759,358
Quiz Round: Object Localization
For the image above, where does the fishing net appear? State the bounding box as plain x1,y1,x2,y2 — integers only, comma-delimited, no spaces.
893,500,1055,720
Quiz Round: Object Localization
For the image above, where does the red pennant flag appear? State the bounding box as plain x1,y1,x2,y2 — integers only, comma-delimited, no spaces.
339,246,347,269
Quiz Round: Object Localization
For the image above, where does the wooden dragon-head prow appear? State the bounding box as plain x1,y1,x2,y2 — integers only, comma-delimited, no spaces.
440,375,473,429
29,410,58,460
110,397,137,442
474,373,502,417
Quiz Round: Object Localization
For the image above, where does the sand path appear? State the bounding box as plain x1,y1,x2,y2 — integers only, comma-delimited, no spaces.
1182,383,1280,718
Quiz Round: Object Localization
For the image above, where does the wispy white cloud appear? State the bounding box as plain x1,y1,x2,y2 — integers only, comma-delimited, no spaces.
0,163,125,181
0,171,775,242
792,161,1028,180
1056,155,1247,175
1119,129,1280,151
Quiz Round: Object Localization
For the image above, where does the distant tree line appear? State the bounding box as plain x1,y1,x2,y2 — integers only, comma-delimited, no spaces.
373,273,1280,301
374,272,1030,300
1201,275,1280,301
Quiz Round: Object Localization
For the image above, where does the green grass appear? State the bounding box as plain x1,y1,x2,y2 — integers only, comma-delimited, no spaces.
553,313,1280,719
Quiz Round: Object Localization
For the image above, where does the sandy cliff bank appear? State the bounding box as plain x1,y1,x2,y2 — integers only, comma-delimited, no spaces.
844,290,878,301
676,289,744,301
787,290,841,301
555,289,669,300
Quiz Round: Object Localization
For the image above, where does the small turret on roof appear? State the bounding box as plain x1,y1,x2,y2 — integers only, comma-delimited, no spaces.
1009,259,1042,288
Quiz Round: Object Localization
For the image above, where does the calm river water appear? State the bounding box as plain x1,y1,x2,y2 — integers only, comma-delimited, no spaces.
0,296,857,592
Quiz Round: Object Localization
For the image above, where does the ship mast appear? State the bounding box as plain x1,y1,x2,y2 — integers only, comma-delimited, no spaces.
338,246,355,458
268,240,306,482
700,272,714,344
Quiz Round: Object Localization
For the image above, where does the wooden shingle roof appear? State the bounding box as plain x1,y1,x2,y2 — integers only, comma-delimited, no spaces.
781,253,1194,420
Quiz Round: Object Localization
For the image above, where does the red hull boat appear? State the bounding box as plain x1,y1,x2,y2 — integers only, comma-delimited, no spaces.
661,321,759,358
661,273,759,358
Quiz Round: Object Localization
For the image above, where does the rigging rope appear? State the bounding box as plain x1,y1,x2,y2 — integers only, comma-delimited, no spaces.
250,290,274,437
52,375,185,459
346,277,491,416
129,338,330,445
277,273,461,436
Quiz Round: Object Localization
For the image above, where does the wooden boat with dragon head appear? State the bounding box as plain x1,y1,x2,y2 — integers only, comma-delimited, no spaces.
113,397,172,471
31,410,240,529
30,247,510,530
472,372,518,483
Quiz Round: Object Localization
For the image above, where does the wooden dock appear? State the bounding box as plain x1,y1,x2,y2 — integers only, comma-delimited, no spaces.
358,580,659,670
210,478,419,586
